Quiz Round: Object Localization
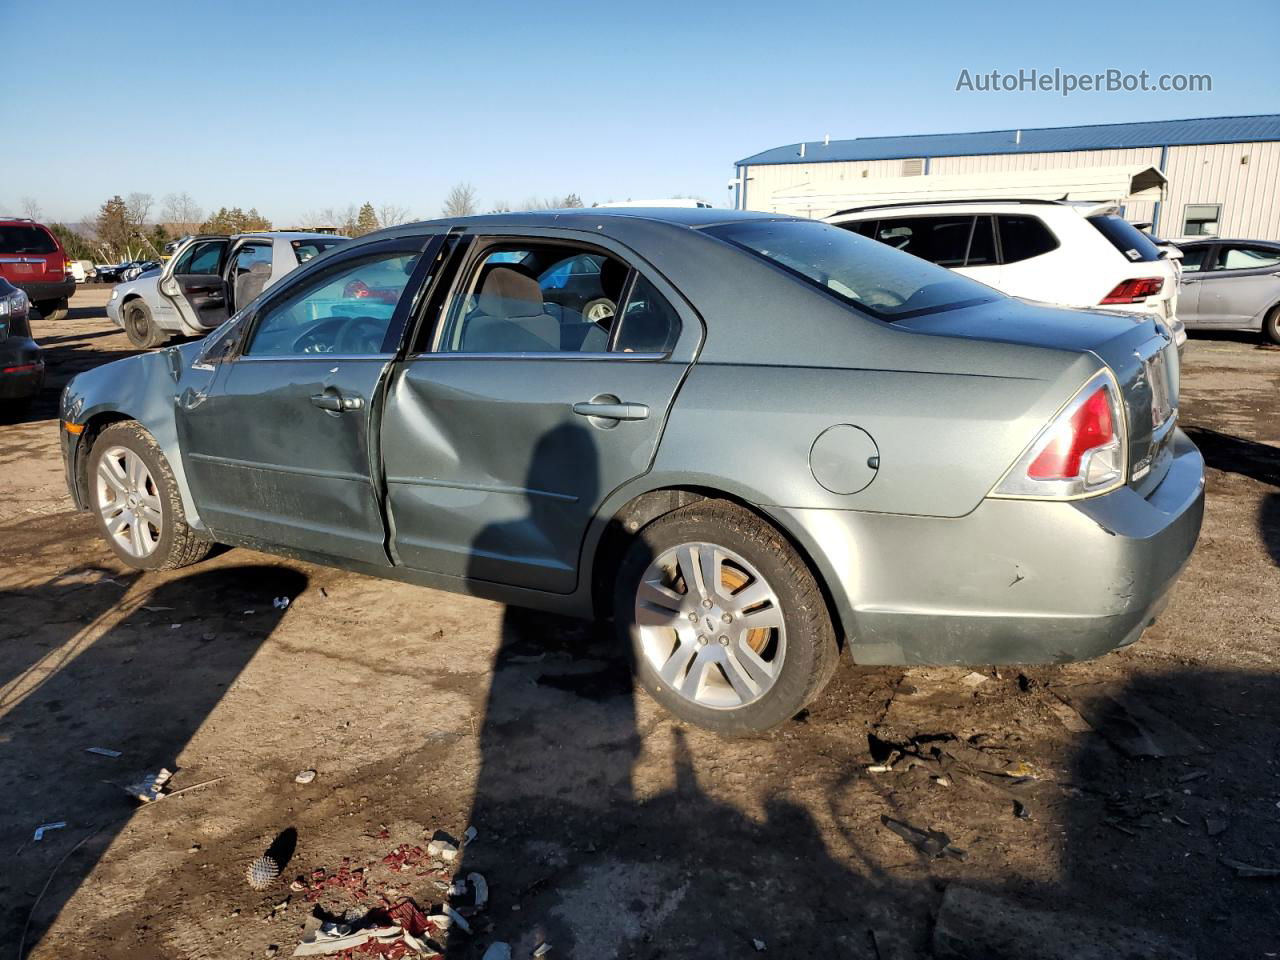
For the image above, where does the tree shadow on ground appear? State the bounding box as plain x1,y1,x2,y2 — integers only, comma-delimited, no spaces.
0,563,306,955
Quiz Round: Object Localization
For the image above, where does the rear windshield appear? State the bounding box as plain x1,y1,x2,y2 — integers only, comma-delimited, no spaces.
1087,215,1161,263
0,225,57,255
291,237,348,264
705,219,999,321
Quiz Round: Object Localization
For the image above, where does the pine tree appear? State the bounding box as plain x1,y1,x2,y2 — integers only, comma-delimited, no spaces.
354,202,379,237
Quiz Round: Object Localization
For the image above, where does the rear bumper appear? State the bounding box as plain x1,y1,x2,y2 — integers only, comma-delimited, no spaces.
781,429,1205,665
0,360,45,399
15,279,75,304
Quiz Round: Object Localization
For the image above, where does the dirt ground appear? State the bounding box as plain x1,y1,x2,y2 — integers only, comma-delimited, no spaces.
2,285,1278,959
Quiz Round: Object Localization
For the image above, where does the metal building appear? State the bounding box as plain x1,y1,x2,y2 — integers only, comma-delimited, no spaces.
733,114,1280,240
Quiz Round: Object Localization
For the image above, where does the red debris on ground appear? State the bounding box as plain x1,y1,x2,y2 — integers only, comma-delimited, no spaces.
386,898,433,938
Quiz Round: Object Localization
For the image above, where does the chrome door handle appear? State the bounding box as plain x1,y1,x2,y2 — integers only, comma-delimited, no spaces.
572,400,649,421
311,392,363,412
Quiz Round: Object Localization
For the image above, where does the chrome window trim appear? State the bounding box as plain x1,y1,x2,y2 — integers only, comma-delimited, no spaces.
403,351,667,362
233,353,396,363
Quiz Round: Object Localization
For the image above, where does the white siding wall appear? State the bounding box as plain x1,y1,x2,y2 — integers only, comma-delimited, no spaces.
1163,141,1280,240
743,141,1280,241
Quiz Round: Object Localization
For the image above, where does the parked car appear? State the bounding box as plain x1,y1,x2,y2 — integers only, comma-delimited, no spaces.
0,278,45,412
120,260,161,282
827,200,1187,348
61,209,1204,734
0,217,74,320
95,264,121,283
107,232,348,347
1173,238,1280,344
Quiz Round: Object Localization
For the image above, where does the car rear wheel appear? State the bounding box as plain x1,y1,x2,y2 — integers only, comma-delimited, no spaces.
36,299,68,321
88,421,212,571
614,500,839,735
123,300,166,349
1263,304,1280,346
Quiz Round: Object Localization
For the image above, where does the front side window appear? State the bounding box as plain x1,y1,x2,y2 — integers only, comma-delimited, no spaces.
440,243,636,354
1215,245,1280,271
175,240,226,275
707,219,998,321
998,215,1060,264
245,251,420,357
1178,245,1209,273
1182,203,1221,237
873,216,973,267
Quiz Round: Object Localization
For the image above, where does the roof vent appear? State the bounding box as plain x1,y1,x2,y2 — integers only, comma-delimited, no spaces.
799,143,806,158
1015,129,1022,145
824,133,830,146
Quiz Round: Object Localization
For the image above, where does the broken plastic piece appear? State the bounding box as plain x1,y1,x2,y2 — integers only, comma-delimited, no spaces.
292,922,402,957
481,945,512,960
442,904,470,933
123,768,174,803
33,821,66,841
427,838,459,861
468,872,489,910
532,945,551,958
462,825,478,845
881,815,967,860
86,747,122,758
1205,816,1228,837
295,769,316,785
1220,857,1280,878
960,671,988,687
753,938,766,951
274,596,291,610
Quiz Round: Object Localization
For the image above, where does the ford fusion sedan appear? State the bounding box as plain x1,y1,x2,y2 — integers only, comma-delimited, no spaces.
61,209,1204,735
107,231,347,347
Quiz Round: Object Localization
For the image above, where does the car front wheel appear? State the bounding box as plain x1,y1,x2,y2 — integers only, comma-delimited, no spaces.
88,421,212,570
123,300,167,348
614,500,839,735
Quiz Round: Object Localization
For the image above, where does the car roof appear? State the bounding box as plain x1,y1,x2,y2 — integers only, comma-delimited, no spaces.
830,199,1115,219
1175,237,1280,247
375,207,783,235
233,231,345,241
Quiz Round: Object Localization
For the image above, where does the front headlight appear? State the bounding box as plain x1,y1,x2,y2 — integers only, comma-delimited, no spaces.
110,288,119,299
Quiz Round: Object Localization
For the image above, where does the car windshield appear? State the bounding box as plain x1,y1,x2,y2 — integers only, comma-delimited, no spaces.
704,219,999,320
0,225,57,254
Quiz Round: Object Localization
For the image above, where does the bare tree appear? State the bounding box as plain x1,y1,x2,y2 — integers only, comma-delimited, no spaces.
20,196,42,220
441,182,477,218
125,192,154,229
161,192,203,234
488,200,513,213
377,203,412,227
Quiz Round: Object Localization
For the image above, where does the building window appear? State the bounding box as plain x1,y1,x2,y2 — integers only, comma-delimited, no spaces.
1182,204,1221,237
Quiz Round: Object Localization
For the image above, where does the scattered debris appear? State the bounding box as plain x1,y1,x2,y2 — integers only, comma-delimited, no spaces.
933,885,1195,959
466,872,489,910
142,605,174,612
481,945,512,960
292,922,403,957
274,596,292,610
442,904,470,933
247,854,282,890
295,769,317,785
960,671,988,688
1205,816,1229,837
1221,857,1280,879
427,837,459,862
752,937,767,951
532,944,551,958
123,768,173,803
880,815,966,860
85,746,122,758
1177,769,1209,784
1044,695,1094,733
33,822,66,841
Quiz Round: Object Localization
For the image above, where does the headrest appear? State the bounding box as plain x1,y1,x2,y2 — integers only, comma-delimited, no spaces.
598,257,628,299
475,263,544,317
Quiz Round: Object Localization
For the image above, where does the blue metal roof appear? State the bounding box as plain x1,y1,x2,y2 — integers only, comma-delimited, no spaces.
737,114,1280,166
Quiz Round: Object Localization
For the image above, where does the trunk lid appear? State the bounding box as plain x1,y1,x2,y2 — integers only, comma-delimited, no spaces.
898,299,1179,496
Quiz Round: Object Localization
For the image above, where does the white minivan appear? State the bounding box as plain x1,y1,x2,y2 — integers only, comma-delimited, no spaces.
827,200,1185,346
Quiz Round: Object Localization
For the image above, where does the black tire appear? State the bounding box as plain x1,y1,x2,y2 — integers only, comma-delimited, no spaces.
36,298,68,322
581,297,616,324
613,500,839,736
87,421,212,571
1263,304,1280,346
123,300,166,349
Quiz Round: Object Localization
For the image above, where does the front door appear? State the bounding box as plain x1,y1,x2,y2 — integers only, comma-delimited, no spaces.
177,238,436,564
160,237,231,331
381,236,698,593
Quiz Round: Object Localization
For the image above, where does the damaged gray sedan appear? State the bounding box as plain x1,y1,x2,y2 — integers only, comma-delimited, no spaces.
60,209,1204,734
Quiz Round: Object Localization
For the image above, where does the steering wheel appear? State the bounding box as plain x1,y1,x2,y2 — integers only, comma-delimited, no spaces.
290,316,386,354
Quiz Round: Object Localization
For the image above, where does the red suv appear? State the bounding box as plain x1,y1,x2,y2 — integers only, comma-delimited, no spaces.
0,218,74,320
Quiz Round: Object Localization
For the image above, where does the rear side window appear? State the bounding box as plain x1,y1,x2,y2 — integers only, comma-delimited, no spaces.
874,216,972,267
1177,245,1209,273
0,225,57,255
1215,245,1280,271
997,215,1059,264
613,275,680,354
292,238,346,264
1086,215,1160,263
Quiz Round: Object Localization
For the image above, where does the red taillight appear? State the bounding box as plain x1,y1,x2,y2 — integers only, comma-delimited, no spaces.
1027,387,1115,480
3,363,41,375
1100,277,1163,304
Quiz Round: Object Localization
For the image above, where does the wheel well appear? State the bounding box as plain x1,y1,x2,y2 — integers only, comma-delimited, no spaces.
590,486,846,647
74,413,135,504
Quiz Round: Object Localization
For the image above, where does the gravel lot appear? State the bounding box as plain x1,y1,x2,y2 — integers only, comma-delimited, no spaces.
2,286,1278,959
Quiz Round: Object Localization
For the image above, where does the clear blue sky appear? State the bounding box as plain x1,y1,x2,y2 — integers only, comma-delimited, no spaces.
3,0,1277,225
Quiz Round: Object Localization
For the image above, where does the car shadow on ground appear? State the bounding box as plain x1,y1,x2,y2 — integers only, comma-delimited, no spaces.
1183,425,1280,566
0,562,306,955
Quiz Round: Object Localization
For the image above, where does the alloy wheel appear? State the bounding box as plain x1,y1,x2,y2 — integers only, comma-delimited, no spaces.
633,541,786,710
95,445,163,558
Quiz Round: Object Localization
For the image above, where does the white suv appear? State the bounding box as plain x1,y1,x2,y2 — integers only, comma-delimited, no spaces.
827,200,1185,346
